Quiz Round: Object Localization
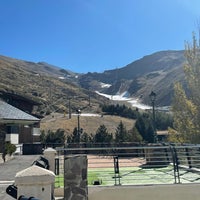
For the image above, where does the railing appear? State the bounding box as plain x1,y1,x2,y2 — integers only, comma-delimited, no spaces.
55,144,200,187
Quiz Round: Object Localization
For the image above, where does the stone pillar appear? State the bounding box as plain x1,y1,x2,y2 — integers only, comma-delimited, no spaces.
64,155,88,200
44,147,57,173
15,165,55,200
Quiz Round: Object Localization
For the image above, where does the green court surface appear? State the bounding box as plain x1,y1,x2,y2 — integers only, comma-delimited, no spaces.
55,165,200,187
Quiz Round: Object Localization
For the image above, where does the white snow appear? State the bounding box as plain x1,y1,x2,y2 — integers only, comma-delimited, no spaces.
58,76,65,79
128,99,151,110
100,82,112,88
96,91,151,110
73,113,101,117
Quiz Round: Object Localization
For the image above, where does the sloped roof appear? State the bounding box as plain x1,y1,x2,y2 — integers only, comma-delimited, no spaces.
0,100,39,122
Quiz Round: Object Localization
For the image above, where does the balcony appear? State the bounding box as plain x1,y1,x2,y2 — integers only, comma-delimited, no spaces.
54,144,200,200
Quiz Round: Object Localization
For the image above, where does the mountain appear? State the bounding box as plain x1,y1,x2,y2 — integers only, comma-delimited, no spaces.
0,50,187,114
0,55,108,117
78,50,186,106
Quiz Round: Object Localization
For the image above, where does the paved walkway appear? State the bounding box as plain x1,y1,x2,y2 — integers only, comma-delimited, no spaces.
0,154,40,200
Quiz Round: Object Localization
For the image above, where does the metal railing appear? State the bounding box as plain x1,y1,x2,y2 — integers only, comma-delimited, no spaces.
55,144,200,187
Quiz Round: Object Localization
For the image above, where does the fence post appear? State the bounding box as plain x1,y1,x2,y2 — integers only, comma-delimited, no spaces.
170,145,180,184
185,148,192,168
44,147,57,173
15,165,55,200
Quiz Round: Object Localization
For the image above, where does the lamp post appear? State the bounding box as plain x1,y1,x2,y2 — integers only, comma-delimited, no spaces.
149,91,157,143
76,109,81,143
68,98,71,119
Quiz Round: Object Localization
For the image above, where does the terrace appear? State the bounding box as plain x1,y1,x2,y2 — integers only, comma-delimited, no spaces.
54,144,200,200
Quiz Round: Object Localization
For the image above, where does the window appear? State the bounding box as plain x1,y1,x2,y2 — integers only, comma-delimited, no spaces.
7,125,19,134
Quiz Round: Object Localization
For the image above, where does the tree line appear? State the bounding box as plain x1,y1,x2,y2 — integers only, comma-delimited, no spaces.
40,105,173,145
101,104,139,119
40,122,143,146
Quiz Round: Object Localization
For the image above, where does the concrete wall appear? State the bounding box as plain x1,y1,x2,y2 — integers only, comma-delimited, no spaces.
55,183,200,200
6,133,19,144
15,165,55,200
88,184,200,200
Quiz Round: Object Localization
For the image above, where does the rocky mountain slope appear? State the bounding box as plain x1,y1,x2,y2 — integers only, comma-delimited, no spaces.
79,50,186,106
0,50,187,115
0,55,108,117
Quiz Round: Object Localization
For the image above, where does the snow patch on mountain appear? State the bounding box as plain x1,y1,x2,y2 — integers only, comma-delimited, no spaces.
96,91,151,110
100,82,112,88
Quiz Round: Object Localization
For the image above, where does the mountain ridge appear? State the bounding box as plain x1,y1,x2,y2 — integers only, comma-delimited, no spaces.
0,49,186,112
79,50,186,106
0,55,108,116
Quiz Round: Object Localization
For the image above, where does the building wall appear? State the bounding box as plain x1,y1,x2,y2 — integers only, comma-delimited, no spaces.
5,133,19,144
1,123,40,147
0,124,7,153
88,184,200,200
19,125,33,143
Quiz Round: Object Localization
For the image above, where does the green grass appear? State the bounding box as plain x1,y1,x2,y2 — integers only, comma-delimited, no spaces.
55,175,64,187
55,166,173,187
55,165,200,188
88,168,115,185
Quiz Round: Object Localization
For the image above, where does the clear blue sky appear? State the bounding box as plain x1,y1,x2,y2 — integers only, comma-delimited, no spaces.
0,0,199,73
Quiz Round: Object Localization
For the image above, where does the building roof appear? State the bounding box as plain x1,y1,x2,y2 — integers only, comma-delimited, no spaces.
0,100,40,123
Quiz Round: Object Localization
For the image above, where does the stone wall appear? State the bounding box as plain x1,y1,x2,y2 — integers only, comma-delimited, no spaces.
64,155,88,200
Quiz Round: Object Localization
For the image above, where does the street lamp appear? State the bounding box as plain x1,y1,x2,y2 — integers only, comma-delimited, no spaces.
149,91,157,143
68,98,71,119
76,109,81,143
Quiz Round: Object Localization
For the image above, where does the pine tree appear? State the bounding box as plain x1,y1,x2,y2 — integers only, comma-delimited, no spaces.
135,113,154,143
67,127,79,143
94,124,113,144
127,127,143,143
115,121,128,143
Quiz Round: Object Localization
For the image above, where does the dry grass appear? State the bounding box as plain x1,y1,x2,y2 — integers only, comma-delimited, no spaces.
40,112,135,136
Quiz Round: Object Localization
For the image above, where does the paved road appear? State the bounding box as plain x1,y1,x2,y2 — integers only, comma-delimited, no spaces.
0,155,40,200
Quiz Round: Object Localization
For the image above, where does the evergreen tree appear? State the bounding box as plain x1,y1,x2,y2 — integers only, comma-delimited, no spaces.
127,127,143,143
41,129,65,144
135,113,155,143
67,127,79,143
155,111,173,130
94,124,113,143
40,130,46,144
115,121,128,143
80,132,92,143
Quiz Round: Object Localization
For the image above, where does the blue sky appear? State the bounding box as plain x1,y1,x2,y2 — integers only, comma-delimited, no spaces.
0,0,199,73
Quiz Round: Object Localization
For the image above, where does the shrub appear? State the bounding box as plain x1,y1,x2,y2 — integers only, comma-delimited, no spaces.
5,142,16,155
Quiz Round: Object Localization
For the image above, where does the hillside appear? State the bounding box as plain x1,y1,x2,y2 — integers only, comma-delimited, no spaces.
0,50,187,114
0,55,108,116
41,113,135,136
79,50,186,106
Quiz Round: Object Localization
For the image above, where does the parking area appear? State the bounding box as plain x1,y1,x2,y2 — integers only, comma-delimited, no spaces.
0,155,40,200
